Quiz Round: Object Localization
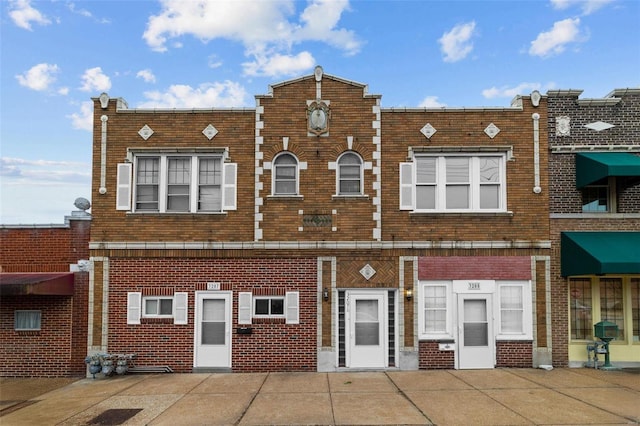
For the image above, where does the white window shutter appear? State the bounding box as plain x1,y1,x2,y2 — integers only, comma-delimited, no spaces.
116,163,132,210
127,292,141,324
223,163,237,211
173,292,188,325
238,292,252,324
399,162,414,210
285,291,299,324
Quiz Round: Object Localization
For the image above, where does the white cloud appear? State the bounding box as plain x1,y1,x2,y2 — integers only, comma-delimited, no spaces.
15,63,59,91
418,96,447,108
142,0,360,77
58,87,70,96
80,67,112,92
550,0,614,15
136,69,157,83
9,0,51,30
243,51,315,77
67,101,94,131
138,81,249,109
529,18,583,57
208,55,223,69
438,21,477,63
482,82,544,99
0,157,91,183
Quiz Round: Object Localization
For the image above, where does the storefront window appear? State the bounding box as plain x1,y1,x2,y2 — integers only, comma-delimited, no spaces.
570,278,592,340
600,278,624,339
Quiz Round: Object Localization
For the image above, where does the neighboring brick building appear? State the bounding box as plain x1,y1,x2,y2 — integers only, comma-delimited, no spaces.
0,209,91,377
88,67,552,373
547,89,640,368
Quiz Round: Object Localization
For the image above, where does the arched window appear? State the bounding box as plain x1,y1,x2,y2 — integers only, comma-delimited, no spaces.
337,152,363,195
273,153,298,195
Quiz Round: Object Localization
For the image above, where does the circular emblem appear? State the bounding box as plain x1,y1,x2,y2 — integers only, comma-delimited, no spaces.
308,101,330,135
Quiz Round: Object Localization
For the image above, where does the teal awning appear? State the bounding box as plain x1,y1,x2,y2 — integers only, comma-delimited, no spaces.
561,232,640,276
575,152,640,188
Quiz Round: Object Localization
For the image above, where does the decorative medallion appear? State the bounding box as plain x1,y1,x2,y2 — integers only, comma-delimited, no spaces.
202,124,219,140
138,124,154,140
484,123,500,139
359,264,376,281
308,100,330,136
530,90,541,107
420,123,437,139
99,92,110,109
556,116,571,136
584,121,615,132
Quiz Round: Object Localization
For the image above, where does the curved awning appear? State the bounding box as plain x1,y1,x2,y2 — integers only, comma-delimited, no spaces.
575,152,640,188
0,273,74,296
561,232,640,276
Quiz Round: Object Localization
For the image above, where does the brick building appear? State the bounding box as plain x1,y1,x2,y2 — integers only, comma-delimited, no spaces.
0,209,91,377
547,88,640,367
88,67,553,373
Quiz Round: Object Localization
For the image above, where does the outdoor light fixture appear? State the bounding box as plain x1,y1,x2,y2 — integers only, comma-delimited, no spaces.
405,288,413,301
323,288,329,301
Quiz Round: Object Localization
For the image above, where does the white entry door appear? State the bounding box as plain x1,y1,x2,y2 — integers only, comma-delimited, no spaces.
194,292,231,368
457,294,494,369
347,291,387,368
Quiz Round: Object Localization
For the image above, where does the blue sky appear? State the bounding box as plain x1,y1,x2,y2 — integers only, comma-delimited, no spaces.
1,0,639,224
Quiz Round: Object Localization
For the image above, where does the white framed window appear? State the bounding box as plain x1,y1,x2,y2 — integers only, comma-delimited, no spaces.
15,310,41,331
400,154,506,212
127,292,188,325
238,292,299,324
143,296,174,317
117,153,236,212
337,152,363,195
254,296,285,318
418,282,453,339
273,153,299,195
496,281,532,339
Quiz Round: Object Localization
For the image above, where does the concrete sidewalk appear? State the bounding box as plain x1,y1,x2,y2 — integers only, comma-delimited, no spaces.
1,368,639,425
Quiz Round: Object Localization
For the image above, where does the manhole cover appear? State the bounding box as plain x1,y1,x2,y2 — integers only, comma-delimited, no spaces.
88,408,142,425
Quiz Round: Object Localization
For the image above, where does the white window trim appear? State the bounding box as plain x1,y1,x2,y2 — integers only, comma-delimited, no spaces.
418,281,454,340
401,153,507,213
495,281,533,340
127,292,188,325
237,291,299,324
253,296,285,318
271,152,300,196
336,151,364,196
142,296,174,318
118,153,236,213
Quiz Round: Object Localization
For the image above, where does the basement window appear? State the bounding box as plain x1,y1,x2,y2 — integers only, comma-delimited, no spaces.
15,310,41,331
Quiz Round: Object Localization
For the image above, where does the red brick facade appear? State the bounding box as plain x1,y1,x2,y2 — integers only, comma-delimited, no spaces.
0,216,90,377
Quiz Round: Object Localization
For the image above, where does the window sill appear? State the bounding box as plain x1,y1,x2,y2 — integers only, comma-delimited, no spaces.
332,194,369,200
141,317,174,324
410,211,513,217
252,317,286,324
126,211,227,216
266,195,304,201
551,213,640,219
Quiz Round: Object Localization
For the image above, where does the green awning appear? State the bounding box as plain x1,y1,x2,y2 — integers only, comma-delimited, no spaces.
575,152,640,188
561,232,640,276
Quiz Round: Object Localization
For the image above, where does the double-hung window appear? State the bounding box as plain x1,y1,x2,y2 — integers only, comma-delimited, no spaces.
497,281,532,339
401,154,506,212
254,296,285,318
127,292,188,325
143,296,174,317
418,282,452,339
238,292,299,324
116,153,236,212
337,152,363,195
273,153,298,195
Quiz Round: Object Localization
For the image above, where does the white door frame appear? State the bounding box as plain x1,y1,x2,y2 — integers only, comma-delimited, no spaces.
453,280,496,370
345,290,388,369
193,291,232,369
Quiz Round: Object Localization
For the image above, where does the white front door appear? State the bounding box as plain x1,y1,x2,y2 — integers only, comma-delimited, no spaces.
194,292,231,368
347,291,387,368
457,294,494,369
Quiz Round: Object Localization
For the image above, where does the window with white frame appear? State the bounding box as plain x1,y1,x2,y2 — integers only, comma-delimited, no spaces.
254,296,285,317
418,282,452,339
143,296,174,317
337,152,363,195
116,153,236,213
15,310,41,331
497,281,532,339
238,292,299,324
400,154,506,212
127,292,188,325
273,153,298,195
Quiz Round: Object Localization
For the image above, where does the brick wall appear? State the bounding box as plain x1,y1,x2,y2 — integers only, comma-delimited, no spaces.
0,218,90,377
419,341,454,369
496,341,533,367
106,257,317,373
